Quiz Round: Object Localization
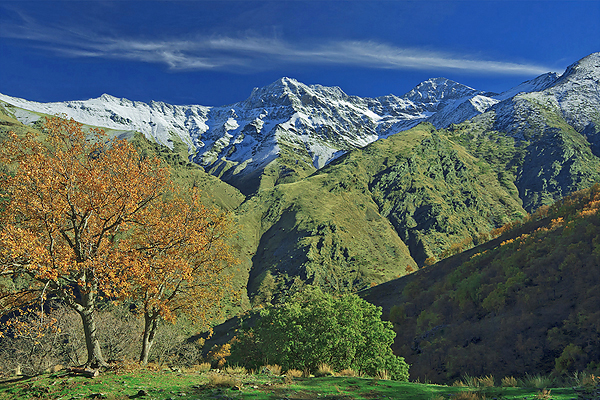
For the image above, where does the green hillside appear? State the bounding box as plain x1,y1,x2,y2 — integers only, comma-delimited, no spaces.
363,184,600,383
447,95,600,212
231,123,533,303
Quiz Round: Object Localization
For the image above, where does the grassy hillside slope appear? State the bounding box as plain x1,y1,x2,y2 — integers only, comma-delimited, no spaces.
0,106,543,306
363,184,600,383
233,123,529,303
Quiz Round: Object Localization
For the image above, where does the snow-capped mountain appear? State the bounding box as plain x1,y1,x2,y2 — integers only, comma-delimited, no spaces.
0,92,209,152
486,52,600,140
0,67,572,194
543,53,600,133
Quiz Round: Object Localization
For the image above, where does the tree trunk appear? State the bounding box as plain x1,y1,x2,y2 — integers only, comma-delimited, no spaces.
79,307,109,368
139,312,159,365
56,269,109,368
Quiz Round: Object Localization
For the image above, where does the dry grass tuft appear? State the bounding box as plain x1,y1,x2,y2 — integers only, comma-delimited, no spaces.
520,373,554,389
375,369,389,380
286,369,304,378
501,376,518,387
315,363,335,377
207,373,241,388
536,389,552,399
477,375,495,387
573,371,600,387
459,374,494,387
224,365,247,375
263,364,282,376
453,391,481,400
338,368,359,377
108,360,142,374
189,362,212,373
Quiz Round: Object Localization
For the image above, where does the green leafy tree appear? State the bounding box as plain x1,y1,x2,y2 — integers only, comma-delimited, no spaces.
231,286,409,380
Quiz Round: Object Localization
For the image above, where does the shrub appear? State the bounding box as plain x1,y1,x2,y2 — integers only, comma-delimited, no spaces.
207,343,231,369
554,344,585,375
230,286,409,380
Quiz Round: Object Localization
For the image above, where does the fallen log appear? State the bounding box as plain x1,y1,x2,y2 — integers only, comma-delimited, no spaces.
66,367,99,378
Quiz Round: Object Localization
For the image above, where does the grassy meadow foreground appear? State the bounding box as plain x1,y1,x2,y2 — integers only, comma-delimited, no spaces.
0,366,587,400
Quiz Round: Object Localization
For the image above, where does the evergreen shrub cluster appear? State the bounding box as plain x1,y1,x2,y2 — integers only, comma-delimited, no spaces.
230,286,409,380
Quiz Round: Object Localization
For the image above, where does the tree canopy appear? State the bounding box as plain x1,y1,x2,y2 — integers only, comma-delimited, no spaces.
0,116,235,367
231,286,409,380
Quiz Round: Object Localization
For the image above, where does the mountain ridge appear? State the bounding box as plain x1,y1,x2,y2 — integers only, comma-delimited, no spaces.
0,68,564,195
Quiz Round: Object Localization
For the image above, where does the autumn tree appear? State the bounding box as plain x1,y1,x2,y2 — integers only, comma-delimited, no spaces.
0,116,170,367
122,190,236,365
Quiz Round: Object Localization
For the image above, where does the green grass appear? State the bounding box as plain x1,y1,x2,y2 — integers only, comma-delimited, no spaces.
0,370,579,400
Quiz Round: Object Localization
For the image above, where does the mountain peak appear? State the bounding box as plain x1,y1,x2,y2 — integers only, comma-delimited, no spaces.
403,77,480,105
553,52,600,87
569,51,600,72
243,77,349,108
99,93,119,101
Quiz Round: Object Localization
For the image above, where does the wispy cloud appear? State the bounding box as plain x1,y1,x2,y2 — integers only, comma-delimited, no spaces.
0,15,550,76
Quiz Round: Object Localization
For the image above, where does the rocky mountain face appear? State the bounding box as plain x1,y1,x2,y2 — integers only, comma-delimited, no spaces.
452,52,600,212
0,71,556,195
1,52,599,306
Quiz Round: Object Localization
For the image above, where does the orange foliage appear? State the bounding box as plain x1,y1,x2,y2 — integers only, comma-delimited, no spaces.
208,343,231,369
550,217,564,229
424,257,437,267
124,189,238,364
0,116,170,366
0,116,168,294
124,190,236,325
0,307,59,342
0,116,236,366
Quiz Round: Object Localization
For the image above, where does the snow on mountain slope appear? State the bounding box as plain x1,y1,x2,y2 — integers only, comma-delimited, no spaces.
485,52,600,139
493,72,559,101
0,92,208,151
0,77,466,184
0,70,567,192
544,52,600,133
427,94,500,128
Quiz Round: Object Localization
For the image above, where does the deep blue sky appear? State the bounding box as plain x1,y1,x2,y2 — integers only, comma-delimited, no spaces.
0,1,598,106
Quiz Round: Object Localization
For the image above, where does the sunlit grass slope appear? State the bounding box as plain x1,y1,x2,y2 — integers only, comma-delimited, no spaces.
0,369,580,400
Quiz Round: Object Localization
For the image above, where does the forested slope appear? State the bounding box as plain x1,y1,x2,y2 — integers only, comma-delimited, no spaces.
363,185,600,383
